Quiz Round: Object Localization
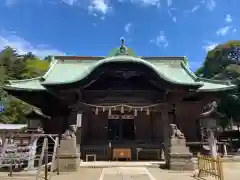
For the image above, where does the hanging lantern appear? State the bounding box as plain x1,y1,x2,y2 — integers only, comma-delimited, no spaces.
141,108,143,111
134,109,138,116
102,107,105,112
95,107,99,115
146,108,150,115
108,108,112,116
121,105,124,114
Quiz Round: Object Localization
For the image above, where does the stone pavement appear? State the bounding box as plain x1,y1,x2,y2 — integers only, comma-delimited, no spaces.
221,162,240,180
0,162,239,180
0,167,196,180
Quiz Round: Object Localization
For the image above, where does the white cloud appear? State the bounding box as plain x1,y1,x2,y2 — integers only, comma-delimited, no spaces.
214,14,236,36
167,0,172,7
167,10,177,23
172,16,176,23
61,0,111,16
150,31,169,48
0,30,64,58
4,0,17,7
225,14,232,23
88,0,111,15
216,26,231,36
184,5,200,14
123,0,161,8
61,0,79,6
191,5,200,13
201,0,216,11
124,23,133,33
203,42,218,52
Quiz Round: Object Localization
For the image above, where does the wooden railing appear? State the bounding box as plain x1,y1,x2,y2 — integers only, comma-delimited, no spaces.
35,135,60,180
197,153,224,180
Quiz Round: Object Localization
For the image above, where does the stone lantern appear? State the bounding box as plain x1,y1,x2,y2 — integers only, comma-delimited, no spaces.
199,101,224,158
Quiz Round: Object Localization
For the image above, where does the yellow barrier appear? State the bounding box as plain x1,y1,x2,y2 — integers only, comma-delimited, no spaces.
197,153,224,180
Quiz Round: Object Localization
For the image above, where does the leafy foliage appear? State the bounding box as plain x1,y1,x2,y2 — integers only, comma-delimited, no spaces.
196,40,240,126
0,46,50,124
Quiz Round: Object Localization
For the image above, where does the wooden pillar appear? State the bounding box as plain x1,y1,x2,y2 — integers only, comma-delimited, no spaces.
161,104,170,166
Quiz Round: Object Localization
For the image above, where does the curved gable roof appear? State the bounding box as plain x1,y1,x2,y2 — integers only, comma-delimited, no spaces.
3,55,237,92
41,55,202,87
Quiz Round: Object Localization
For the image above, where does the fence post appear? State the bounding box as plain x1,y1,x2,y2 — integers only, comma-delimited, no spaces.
217,156,224,180
8,159,13,177
197,152,201,177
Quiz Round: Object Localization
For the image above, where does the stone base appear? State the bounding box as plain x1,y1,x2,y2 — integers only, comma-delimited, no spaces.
58,137,80,172
58,153,80,172
169,153,194,171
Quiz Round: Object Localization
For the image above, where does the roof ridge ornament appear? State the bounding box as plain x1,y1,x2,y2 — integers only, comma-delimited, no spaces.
117,38,128,56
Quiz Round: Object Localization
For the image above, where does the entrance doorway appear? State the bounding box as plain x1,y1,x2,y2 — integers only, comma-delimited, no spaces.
108,115,135,141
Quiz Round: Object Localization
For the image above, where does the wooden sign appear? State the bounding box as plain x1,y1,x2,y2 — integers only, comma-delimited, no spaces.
108,114,134,119
76,113,82,127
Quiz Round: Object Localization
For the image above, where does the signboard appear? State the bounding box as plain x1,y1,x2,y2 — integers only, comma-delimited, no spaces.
0,102,4,113
76,113,82,127
108,114,134,119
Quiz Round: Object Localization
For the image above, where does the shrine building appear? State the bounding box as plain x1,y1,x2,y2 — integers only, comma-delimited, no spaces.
3,41,237,163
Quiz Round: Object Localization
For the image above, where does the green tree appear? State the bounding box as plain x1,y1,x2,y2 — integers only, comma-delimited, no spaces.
196,40,240,127
0,46,50,124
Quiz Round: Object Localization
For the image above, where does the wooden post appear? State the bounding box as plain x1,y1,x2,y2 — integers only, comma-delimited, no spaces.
38,137,47,167
56,144,60,175
8,159,13,177
44,138,48,180
223,144,227,156
161,104,170,167
48,136,59,180
108,141,112,161
217,156,224,180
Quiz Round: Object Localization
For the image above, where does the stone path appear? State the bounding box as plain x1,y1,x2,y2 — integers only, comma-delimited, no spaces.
99,167,156,180
0,167,195,180
0,163,240,180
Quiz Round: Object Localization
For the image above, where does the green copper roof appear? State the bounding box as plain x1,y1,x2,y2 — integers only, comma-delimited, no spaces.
41,56,201,86
4,55,237,92
197,78,236,91
4,77,45,91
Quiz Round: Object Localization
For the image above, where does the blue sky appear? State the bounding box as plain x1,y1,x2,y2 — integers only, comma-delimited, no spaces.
0,0,239,71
